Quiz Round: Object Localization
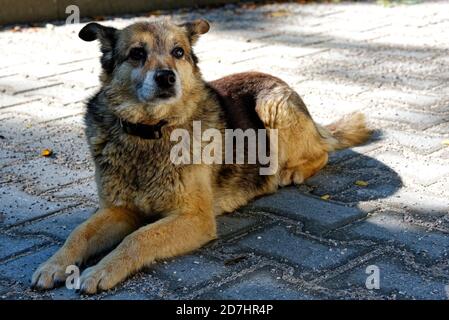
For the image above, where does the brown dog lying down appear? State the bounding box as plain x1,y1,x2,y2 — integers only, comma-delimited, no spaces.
31,19,371,294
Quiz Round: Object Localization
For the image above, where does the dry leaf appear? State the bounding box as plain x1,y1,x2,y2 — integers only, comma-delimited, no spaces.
442,140,449,146
320,194,330,200
242,3,258,9
355,180,369,187
41,148,53,157
266,9,291,18
147,10,162,17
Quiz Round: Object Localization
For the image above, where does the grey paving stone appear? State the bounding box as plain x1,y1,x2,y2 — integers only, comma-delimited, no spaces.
305,153,401,203
0,114,41,143
15,63,86,80
235,225,361,271
0,233,46,261
383,129,445,155
1,128,91,175
425,176,449,201
320,255,449,300
369,107,445,130
0,186,70,226
360,89,440,109
331,212,449,261
51,179,98,203
0,245,58,286
3,100,84,123
426,121,449,135
42,67,101,90
246,187,366,234
305,169,357,196
102,291,155,300
152,254,227,291
333,179,403,204
0,148,26,168
299,80,368,96
342,151,449,187
109,272,173,300
1,158,93,193
0,95,40,109
17,130,92,170
25,85,97,106
382,189,449,216
217,212,260,238
0,121,82,165
45,287,82,300
0,75,63,95
327,142,382,165
18,207,95,241
0,279,40,300
210,269,315,300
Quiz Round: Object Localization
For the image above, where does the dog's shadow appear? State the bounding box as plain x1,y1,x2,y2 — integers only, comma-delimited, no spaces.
302,132,401,204
247,129,401,206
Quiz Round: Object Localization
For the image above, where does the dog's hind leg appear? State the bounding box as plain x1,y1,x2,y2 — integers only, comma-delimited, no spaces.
31,207,143,290
255,85,329,186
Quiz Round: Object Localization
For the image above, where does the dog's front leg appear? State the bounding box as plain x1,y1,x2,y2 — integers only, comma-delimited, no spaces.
78,201,216,294
31,207,142,290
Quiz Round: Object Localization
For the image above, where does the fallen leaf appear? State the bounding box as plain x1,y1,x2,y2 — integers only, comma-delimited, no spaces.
242,3,258,9
442,140,449,146
147,10,162,17
355,180,369,187
41,148,53,157
266,9,291,18
320,194,330,200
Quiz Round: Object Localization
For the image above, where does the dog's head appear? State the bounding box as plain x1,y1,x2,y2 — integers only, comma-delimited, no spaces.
79,19,210,125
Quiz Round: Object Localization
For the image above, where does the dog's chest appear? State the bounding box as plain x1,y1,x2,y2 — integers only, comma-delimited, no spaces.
95,138,180,213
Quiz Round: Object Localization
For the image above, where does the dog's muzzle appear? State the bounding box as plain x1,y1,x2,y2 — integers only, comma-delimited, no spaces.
135,69,178,102
154,69,176,99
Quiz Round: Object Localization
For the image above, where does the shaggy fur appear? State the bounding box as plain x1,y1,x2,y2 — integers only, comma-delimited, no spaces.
31,19,372,294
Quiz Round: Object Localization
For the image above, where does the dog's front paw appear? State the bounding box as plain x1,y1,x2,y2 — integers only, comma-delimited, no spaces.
31,260,69,290
79,264,123,294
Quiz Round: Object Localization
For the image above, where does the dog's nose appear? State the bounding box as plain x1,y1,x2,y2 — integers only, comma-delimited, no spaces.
154,70,176,89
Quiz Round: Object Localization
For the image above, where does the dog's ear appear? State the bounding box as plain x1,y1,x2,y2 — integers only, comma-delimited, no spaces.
180,19,210,44
79,22,117,43
79,23,118,74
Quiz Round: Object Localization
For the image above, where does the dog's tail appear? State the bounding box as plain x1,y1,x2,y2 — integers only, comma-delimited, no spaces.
316,112,372,152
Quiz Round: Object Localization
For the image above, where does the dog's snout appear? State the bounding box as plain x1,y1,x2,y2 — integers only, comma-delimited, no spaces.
154,70,176,89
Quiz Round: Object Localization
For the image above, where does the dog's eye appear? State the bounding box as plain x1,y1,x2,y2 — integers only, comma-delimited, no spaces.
129,47,147,61
172,47,184,59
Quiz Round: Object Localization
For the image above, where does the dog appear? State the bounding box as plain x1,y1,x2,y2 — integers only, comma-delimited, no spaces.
31,19,371,294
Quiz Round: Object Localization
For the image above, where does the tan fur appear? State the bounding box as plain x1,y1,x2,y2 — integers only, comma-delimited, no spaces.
319,112,372,151
31,19,372,294
254,82,370,186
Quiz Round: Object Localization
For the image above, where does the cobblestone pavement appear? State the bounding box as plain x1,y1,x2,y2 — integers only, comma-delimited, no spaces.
1,1,449,300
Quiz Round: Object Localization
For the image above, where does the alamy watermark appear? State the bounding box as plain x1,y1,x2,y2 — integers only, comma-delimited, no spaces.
65,265,80,290
365,265,380,290
65,5,80,25
170,121,278,175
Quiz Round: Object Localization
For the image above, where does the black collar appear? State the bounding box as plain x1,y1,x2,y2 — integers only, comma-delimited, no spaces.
119,118,167,140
